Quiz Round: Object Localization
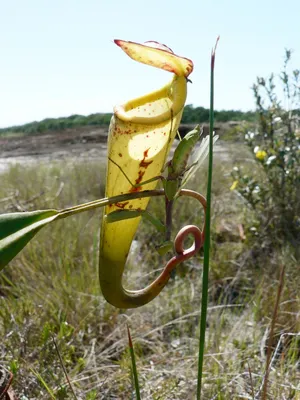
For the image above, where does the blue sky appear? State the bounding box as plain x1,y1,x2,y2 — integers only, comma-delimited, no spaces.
1,0,299,127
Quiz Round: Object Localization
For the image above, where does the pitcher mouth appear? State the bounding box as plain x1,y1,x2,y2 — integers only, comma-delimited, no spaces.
114,75,187,125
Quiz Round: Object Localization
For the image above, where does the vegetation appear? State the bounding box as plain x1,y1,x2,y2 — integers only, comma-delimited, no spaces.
0,141,299,398
0,107,257,137
0,113,112,136
181,104,256,124
0,51,299,399
231,49,300,259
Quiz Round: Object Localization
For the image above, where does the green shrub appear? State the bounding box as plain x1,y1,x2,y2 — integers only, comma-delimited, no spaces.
231,50,300,257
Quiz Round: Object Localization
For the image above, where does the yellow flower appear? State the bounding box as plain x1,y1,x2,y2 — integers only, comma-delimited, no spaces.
255,150,267,161
230,180,238,191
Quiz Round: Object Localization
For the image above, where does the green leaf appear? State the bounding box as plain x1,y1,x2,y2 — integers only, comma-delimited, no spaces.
155,240,173,256
0,210,58,270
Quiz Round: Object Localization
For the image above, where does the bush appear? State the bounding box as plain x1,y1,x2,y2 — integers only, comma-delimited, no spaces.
231,50,300,257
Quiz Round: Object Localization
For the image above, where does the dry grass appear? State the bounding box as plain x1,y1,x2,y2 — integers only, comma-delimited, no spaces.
0,142,299,399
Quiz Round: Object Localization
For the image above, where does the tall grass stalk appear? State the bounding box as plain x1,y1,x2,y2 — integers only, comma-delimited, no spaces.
260,263,286,400
127,324,141,400
197,37,219,399
52,335,79,400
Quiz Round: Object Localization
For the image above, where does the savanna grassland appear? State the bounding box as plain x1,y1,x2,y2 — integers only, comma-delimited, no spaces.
0,127,299,399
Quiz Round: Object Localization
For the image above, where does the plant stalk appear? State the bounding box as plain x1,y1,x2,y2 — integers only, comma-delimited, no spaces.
197,37,219,400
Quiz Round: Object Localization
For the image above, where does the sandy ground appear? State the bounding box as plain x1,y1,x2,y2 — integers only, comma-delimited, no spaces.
0,124,232,173
0,127,109,173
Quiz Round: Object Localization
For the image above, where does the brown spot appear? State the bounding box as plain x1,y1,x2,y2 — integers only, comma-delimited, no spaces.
139,148,153,168
129,170,145,192
140,159,153,168
136,170,145,184
129,147,154,193
115,201,129,209
118,153,123,157
130,186,141,193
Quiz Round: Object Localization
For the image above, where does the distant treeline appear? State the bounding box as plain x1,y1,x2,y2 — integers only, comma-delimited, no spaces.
0,105,256,136
182,105,256,123
0,113,112,136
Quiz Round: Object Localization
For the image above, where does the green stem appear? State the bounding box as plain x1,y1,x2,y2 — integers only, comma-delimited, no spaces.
165,199,174,241
56,189,165,220
197,37,219,400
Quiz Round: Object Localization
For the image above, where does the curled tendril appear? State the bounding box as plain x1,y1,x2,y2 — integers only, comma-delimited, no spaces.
151,224,203,290
141,189,206,291
171,224,204,267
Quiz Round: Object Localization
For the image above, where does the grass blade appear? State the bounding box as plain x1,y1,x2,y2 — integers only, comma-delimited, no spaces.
52,335,79,400
127,324,141,400
196,37,219,399
30,368,56,399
